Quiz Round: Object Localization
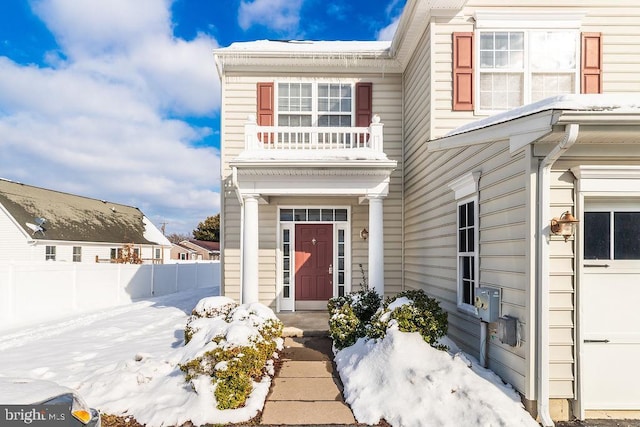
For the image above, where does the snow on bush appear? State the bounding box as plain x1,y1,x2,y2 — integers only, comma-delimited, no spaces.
328,288,447,351
369,289,448,349
327,288,381,350
179,300,284,410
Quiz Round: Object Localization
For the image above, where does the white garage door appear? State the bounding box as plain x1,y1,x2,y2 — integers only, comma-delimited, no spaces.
582,202,640,410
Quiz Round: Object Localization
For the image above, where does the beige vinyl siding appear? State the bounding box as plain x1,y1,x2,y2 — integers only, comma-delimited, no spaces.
404,129,532,397
548,168,577,398
431,1,640,139
219,73,403,304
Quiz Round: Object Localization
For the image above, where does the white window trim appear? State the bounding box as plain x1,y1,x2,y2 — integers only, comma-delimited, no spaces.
275,80,357,127
448,171,480,200
455,196,479,313
474,11,586,30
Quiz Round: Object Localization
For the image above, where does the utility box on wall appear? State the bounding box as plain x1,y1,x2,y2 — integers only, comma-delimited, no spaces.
474,287,500,323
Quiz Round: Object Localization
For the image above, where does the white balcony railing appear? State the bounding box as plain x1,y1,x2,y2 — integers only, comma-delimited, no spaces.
244,114,384,152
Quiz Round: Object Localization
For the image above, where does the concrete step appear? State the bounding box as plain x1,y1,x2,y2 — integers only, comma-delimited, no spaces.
259,335,356,425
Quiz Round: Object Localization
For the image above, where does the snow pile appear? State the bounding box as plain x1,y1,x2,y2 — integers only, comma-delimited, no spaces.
335,328,539,427
74,296,282,426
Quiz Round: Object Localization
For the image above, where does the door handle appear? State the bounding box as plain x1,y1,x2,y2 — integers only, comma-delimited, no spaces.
328,264,333,274
583,264,610,268
584,339,610,343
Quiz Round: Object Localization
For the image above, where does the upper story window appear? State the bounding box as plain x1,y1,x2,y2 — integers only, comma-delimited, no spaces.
478,30,578,111
452,12,601,113
277,82,353,127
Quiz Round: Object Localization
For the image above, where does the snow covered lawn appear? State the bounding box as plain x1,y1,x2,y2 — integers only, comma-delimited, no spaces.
0,287,539,426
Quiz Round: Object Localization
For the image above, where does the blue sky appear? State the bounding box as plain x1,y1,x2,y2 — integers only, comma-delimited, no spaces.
0,0,405,235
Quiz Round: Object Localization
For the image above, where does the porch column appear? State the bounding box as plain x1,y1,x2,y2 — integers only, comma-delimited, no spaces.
368,196,385,296
242,194,259,304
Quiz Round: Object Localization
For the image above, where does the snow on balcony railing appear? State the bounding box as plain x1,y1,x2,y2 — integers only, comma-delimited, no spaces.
244,114,384,152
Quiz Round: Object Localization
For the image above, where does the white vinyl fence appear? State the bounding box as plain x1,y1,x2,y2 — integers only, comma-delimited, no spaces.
0,261,220,332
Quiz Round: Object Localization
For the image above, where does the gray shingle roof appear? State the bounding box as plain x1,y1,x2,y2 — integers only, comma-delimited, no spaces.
0,178,159,244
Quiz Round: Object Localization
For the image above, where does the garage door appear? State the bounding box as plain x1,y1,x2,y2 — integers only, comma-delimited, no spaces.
582,202,640,410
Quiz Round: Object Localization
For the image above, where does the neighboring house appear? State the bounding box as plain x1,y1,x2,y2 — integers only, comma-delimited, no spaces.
213,0,640,423
0,178,171,263
170,243,197,261
171,239,220,261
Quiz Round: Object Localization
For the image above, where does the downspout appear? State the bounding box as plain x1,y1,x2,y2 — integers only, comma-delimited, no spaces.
537,123,579,427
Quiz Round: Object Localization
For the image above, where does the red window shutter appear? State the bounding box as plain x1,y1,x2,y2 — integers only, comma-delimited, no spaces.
256,82,274,125
452,32,474,111
355,82,373,127
581,33,602,94
256,82,274,143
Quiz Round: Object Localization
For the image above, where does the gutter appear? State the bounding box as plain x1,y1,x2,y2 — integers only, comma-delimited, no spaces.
536,123,579,427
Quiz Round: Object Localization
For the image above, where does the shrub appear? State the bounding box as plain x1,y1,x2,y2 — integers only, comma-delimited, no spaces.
184,297,238,344
179,299,284,410
215,373,253,410
370,289,448,349
328,288,381,350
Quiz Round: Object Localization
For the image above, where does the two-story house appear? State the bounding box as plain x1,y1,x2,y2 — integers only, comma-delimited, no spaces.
214,0,640,423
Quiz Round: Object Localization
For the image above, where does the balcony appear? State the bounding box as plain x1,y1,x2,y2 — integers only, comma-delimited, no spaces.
243,114,384,153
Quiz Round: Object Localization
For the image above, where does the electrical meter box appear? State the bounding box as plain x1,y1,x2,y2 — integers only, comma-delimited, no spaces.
474,287,500,323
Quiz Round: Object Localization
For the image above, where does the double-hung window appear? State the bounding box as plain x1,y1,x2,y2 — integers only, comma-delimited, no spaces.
449,171,481,312
478,30,578,111
73,246,82,262
458,199,477,308
277,82,353,127
45,245,56,261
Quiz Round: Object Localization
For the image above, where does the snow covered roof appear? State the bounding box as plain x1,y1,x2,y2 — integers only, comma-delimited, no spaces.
446,94,640,137
0,178,170,245
217,39,391,55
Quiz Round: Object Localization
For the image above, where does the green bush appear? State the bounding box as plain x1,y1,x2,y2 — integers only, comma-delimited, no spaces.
215,373,253,410
370,289,448,349
179,300,283,410
328,288,381,350
329,288,448,351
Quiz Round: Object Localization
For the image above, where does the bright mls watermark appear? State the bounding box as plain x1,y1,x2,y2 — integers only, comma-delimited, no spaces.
1,406,71,426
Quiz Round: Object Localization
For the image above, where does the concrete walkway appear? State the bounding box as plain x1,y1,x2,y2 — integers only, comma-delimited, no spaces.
259,311,356,425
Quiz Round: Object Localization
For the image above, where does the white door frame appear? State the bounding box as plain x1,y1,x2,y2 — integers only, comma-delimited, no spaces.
276,206,351,312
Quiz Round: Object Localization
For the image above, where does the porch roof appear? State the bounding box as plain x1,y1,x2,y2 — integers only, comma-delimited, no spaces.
428,94,640,154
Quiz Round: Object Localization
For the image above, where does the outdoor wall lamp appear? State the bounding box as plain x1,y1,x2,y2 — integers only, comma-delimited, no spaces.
550,211,579,242
360,228,369,240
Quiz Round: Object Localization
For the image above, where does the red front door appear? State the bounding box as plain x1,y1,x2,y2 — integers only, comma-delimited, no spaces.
295,224,333,301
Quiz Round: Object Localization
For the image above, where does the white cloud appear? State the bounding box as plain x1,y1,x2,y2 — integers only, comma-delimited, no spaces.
0,0,222,235
376,16,400,41
377,0,404,41
238,0,303,34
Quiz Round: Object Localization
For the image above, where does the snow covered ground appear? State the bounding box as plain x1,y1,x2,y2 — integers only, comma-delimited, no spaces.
0,287,539,426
